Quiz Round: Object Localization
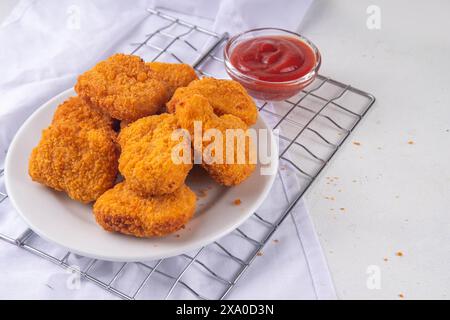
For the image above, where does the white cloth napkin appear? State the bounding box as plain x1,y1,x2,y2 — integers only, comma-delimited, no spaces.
0,0,336,299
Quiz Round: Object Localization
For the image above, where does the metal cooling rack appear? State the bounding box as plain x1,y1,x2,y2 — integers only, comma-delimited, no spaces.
0,8,375,299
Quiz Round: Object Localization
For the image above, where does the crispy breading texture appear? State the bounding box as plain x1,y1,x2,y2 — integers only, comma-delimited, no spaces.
93,182,196,237
75,54,169,122
175,94,256,186
167,78,258,126
29,124,119,203
146,62,198,98
52,96,114,131
119,120,131,130
118,113,193,196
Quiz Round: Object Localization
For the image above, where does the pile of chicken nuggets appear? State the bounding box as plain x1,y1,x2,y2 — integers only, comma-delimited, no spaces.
28,53,258,238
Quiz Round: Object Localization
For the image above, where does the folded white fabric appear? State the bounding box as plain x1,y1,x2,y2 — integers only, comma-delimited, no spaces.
0,0,335,299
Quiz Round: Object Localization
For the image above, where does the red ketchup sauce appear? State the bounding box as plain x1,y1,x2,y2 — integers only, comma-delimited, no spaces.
227,35,318,100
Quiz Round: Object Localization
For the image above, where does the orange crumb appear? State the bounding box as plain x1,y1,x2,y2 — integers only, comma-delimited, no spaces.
407,140,414,145
396,251,404,257
398,293,404,299
233,198,242,205
197,189,208,198
353,141,361,146
256,251,263,256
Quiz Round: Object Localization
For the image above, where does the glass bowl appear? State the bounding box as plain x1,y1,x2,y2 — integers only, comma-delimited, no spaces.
224,28,321,101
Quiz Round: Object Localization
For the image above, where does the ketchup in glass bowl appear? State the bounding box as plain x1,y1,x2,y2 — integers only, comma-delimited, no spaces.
224,28,321,101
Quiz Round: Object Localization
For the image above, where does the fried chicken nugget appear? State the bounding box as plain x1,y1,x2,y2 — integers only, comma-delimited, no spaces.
118,113,193,196
146,62,198,97
93,182,196,237
75,54,168,122
119,120,131,130
52,96,113,131
167,78,258,126
29,123,119,203
175,94,256,186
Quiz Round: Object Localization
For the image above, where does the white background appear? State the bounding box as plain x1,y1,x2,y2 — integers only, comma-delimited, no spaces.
1,0,449,299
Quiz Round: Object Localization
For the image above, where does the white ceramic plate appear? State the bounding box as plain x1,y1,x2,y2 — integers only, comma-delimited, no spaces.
5,88,278,262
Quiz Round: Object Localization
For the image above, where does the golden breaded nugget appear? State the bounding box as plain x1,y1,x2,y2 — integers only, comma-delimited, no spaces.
75,54,168,122
119,120,131,130
146,62,198,97
93,182,196,237
118,113,192,196
29,124,119,203
175,94,256,186
52,96,113,131
167,78,258,126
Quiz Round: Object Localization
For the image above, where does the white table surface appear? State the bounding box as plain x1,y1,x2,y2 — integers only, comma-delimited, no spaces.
301,0,450,299
1,0,449,299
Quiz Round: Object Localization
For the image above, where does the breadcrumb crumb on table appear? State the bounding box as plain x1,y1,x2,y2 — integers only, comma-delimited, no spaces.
233,198,242,205
197,189,208,198
396,251,404,257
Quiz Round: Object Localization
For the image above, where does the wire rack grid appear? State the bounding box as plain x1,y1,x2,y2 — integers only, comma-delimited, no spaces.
0,8,375,300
